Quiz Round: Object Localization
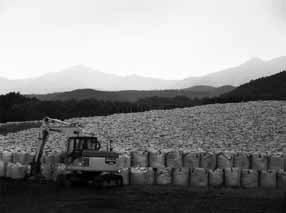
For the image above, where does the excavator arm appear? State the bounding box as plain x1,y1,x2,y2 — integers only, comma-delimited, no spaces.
30,117,84,178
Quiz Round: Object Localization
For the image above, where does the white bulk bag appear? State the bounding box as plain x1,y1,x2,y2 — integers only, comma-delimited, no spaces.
209,169,223,188
190,168,208,188
183,152,200,168
0,161,6,177
234,152,250,169
130,167,154,185
166,151,183,168
156,167,172,185
200,153,216,170
118,153,131,168
13,152,27,165
2,151,13,163
241,169,258,188
6,163,28,179
224,168,241,188
277,171,286,189
131,151,149,167
149,151,165,168
260,170,276,188
251,153,267,170
173,168,189,186
217,152,233,169
268,154,284,171
118,168,130,185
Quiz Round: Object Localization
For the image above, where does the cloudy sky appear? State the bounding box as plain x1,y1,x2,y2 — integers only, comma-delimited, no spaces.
0,0,285,80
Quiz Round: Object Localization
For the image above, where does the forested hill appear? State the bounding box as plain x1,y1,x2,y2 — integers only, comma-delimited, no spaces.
1,71,285,124
27,85,235,102
223,71,286,100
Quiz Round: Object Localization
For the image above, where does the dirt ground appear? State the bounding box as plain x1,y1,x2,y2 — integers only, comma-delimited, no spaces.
0,180,286,213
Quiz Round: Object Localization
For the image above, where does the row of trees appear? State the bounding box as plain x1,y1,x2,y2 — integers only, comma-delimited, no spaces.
0,91,284,123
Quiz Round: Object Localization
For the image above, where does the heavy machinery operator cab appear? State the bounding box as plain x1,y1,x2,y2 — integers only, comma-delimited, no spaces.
67,137,101,156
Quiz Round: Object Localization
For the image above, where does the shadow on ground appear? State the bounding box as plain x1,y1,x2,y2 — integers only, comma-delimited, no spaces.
0,180,285,213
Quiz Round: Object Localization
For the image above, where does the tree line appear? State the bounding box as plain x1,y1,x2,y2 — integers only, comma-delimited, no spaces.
0,90,285,123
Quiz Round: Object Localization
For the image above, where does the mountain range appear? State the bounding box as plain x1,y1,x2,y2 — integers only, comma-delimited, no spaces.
0,56,286,94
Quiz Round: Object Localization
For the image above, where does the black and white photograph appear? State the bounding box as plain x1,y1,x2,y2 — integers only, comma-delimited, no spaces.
0,0,286,212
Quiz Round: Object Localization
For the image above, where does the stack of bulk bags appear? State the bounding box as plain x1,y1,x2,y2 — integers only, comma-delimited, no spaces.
234,152,250,169
277,171,286,189
200,152,216,170
130,167,154,185
260,170,276,188
190,168,208,188
251,153,267,170
217,152,233,169
156,167,172,185
131,151,149,167
118,153,131,168
118,168,130,185
2,151,13,163
183,152,200,168
149,151,165,168
224,168,241,188
268,154,284,171
166,151,182,168
208,169,223,188
0,161,6,177
6,163,29,179
241,169,258,188
172,168,189,186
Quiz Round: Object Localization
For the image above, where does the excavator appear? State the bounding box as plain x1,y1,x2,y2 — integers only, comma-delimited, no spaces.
29,117,123,187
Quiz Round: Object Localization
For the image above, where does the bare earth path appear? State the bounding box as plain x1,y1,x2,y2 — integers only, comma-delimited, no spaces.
0,180,285,213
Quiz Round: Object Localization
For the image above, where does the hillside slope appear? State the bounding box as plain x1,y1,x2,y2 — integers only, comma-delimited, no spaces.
28,85,235,102
1,101,285,154
223,71,286,99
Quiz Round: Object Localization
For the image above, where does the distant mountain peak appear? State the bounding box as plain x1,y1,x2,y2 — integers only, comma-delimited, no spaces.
242,57,265,66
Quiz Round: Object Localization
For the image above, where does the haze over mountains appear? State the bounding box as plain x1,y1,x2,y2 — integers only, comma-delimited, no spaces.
0,56,286,94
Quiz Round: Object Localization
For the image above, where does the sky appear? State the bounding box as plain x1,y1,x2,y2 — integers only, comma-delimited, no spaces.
0,0,285,80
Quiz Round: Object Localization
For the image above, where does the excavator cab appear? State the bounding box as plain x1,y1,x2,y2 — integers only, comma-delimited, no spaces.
66,136,101,156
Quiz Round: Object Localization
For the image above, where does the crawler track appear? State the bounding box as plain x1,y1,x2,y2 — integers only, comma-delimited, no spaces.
0,180,286,213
